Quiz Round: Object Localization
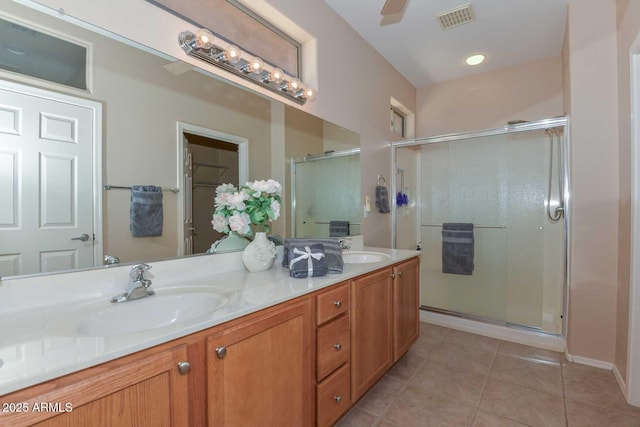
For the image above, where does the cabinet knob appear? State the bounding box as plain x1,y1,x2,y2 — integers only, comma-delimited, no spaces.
177,361,191,375
215,346,227,359
334,343,342,351
398,271,403,277
333,395,342,403
333,300,342,308
390,273,396,279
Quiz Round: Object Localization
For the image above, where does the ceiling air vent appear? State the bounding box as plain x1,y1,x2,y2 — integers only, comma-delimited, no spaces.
436,4,475,30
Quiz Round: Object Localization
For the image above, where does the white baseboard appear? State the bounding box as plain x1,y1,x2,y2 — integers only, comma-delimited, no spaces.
613,364,629,401
564,351,613,370
420,310,566,352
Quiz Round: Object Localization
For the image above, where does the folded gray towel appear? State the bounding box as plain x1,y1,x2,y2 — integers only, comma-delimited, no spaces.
376,185,390,213
329,220,350,237
130,185,163,237
283,238,343,273
442,223,474,275
289,244,328,278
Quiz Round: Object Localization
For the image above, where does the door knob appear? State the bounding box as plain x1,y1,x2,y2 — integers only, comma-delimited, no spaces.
71,233,90,242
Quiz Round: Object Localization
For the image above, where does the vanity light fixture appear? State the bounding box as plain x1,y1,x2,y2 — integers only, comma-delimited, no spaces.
179,29,316,105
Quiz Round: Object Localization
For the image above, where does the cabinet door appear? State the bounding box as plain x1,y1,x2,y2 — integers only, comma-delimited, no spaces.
1,345,191,427
351,268,393,401
393,257,421,361
207,299,314,427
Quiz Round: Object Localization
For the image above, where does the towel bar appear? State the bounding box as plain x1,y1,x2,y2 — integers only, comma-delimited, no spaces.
103,185,179,193
421,224,506,229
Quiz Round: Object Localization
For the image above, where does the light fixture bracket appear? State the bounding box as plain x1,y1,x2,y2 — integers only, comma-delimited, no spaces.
179,31,307,105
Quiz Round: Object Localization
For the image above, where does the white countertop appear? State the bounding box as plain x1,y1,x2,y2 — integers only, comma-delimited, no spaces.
0,246,419,396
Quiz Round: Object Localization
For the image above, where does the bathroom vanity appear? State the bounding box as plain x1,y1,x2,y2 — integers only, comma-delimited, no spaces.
0,249,419,426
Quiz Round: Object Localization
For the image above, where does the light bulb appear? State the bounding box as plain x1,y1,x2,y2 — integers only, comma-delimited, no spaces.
303,87,317,102
249,57,264,74
289,78,302,92
270,68,285,84
465,54,485,66
195,29,214,50
225,45,242,64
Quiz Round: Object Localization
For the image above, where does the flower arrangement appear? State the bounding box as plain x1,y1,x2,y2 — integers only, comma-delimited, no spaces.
212,179,282,236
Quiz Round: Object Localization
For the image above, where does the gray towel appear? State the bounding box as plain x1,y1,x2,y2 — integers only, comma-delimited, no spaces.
329,221,350,237
282,238,343,273
376,185,390,213
442,223,474,275
130,185,163,237
289,244,328,278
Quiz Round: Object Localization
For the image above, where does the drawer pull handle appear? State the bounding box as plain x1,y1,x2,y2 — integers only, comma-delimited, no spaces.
334,343,342,351
334,395,342,403
333,300,342,308
215,346,227,359
177,361,190,375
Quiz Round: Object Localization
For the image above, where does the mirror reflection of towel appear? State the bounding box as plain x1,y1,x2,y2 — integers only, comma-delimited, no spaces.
329,221,350,237
130,185,163,237
376,185,390,213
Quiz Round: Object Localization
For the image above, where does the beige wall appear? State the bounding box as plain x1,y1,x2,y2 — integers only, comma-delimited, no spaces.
564,0,620,362
615,0,640,384
416,57,564,137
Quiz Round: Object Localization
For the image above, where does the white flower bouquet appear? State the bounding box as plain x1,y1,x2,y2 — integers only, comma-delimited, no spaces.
212,179,282,236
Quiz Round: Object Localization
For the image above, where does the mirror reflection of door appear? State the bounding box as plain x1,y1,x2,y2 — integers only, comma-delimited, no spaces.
184,133,239,254
0,81,100,277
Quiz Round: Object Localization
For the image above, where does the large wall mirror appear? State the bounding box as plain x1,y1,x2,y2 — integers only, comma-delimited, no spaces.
0,1,360,279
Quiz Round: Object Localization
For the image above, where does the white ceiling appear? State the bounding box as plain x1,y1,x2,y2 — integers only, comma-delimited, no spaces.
323,0,569,89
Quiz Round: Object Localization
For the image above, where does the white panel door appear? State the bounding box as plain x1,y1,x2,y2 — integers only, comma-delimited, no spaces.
183,139,193,255
0,84,97,277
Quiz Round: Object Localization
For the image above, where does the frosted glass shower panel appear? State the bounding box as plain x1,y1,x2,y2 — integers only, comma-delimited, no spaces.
293,153,361,237
419,135,509,322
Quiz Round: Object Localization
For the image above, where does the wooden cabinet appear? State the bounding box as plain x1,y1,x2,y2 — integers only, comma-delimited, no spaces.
0,345,191,427
350,268,394,401
315,281,351,427
393,257,420,361
206,299,314,427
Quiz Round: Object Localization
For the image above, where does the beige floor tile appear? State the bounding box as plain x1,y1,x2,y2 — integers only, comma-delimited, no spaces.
497,341,561,364
490,354,563,396
420,322,452,340
479,378,565,427
563,363,640,417
427,341,495,375
409,359,487,407
375,420,400,427
335,407,377,427
472,410,532,427
383,384,476,427
407,335,444,358
355,375,406,417
566,400,640,427
443,329,500,353
386,351,426,381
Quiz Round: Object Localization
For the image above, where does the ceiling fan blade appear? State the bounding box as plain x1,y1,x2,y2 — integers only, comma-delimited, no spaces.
380,0,407,16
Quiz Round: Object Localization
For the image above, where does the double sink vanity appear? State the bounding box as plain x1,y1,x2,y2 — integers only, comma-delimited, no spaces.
0,246,420,426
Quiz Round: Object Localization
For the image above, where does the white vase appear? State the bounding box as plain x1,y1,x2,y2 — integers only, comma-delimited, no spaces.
241,232,276,272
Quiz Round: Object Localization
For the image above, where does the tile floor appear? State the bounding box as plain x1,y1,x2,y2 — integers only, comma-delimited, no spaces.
336,322,640,427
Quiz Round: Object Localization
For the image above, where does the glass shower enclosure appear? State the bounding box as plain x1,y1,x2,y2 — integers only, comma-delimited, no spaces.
393,117,569,335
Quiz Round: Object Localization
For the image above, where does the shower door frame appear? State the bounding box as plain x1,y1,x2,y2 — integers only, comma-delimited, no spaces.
391,116,571,337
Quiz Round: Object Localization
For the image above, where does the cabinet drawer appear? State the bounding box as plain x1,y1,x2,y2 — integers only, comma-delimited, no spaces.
317,363,351,427
317,314,350,380
317,282,349,325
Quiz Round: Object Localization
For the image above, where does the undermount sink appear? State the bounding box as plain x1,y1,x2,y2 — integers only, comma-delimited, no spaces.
44,287,232,337
342,251,391,264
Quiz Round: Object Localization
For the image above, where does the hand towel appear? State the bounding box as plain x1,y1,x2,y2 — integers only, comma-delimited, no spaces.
442,223,474,275
329,220,350,237
282,238,344,273
376,185,390,213
130,185,163,237
289,244,328,278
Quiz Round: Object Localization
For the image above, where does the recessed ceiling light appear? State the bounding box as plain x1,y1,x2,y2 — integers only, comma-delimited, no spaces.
466,54,485,66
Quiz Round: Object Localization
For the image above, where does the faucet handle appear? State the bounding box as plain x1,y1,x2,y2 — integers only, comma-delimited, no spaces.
130,263,151,281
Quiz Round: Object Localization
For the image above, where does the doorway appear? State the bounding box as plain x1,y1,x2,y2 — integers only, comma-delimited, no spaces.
177,123,248,256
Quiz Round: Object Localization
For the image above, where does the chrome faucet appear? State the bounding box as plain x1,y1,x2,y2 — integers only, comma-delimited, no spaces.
338,238,351,250
111,263,155,303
